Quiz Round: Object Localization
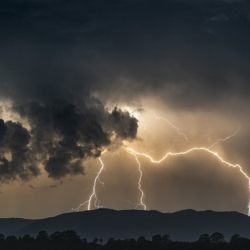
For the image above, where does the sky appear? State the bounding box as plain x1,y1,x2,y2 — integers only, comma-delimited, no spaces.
0,0,250,219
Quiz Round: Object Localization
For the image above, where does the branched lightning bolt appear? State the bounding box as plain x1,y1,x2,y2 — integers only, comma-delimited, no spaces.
127,146,250,216
128,151,146,210
70,112,247,215
126,114,188,210
209,126,241,149
87,157,105,210
154,114,188,143
71,150,107,212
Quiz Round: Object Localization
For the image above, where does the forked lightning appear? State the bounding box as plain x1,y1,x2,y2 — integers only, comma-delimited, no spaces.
127,134,250,215
127,152,147,210
72,113,247,215
154,114,188,143
71,150,107,212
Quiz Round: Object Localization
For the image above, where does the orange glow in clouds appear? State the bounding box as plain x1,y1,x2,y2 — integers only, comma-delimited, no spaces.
72,112,249,216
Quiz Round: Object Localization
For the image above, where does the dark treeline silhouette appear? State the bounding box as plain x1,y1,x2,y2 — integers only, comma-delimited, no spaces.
0,230,250,250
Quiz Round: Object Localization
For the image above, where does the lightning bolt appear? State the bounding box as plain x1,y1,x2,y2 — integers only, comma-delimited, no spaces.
126,114,188,210
128,151,147,210
126,122,244,213
209,126,241,149
154,114,188,143
71,112,246,215
71,150,107,212
127,146,250,216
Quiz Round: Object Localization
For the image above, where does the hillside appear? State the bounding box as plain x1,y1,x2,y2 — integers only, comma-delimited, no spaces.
0,218,36,235
1,209,250,241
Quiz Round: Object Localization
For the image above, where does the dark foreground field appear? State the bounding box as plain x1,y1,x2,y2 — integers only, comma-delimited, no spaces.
0,230,250,250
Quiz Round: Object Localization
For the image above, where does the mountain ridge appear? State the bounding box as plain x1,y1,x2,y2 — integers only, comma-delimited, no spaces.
0,209,249,241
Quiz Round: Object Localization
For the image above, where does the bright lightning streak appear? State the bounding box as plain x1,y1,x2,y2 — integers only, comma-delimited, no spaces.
71,150,107,212
87,157,105,210
127,146,250,216
70,112,245,215
128,151,147,210
126,113,187,210
209,126,241,149
127,147,249,179
154,114,188,143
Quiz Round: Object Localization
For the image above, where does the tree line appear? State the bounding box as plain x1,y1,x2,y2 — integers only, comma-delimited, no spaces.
0,230,250,250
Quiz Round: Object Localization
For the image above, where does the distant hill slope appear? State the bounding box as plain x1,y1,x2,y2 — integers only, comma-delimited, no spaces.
1,209,250,241
0,218,36,235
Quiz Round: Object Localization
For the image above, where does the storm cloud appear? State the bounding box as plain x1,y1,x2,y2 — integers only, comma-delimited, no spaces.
0,0,250,217
0,99,138,181
0,119,40,182
0,0,250,179
0,0,249,109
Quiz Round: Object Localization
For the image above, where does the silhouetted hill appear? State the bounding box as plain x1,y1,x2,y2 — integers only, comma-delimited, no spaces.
0,218,36,235
1,209,250,241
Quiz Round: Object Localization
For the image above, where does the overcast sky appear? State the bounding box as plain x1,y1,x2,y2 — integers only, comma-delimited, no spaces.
0,0,250,219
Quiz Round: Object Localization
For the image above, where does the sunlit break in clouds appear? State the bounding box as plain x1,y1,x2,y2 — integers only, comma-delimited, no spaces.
0,0,250,219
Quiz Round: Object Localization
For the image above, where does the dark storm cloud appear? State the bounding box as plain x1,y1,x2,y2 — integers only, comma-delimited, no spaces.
0,119,40,183
0,98,138,181
0,0,249,110
0,0,249,181
110,108,138,140
0,119,7,141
